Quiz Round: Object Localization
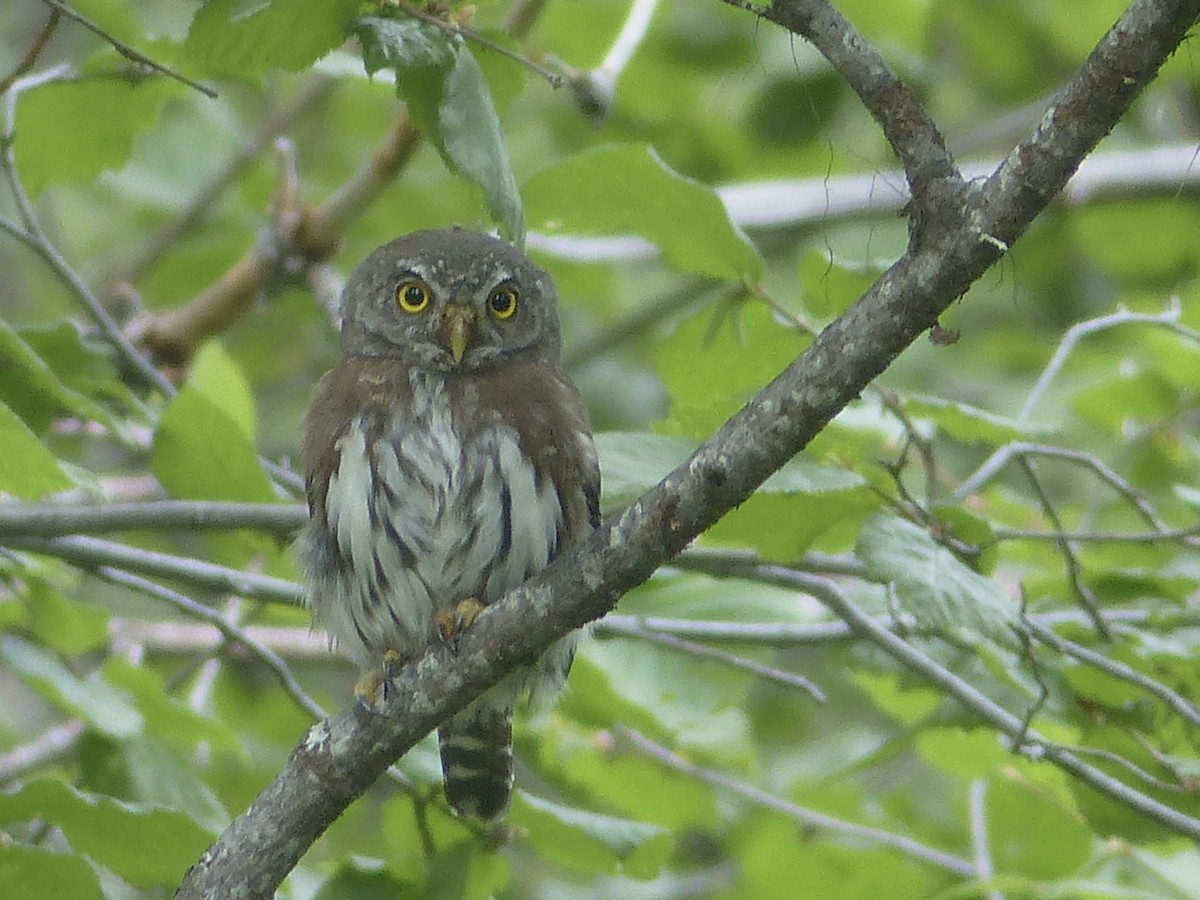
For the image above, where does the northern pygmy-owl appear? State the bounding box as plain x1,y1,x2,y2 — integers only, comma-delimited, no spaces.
299,228,600,822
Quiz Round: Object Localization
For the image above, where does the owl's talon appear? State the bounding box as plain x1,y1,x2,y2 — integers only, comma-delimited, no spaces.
436,598,487,647
354,649,407,709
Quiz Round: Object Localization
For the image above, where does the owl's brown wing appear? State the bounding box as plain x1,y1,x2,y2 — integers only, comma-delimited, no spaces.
301,356,412,521
467,358,601,551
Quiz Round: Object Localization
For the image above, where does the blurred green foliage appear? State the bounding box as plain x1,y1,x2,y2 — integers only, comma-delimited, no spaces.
3,1,1200,897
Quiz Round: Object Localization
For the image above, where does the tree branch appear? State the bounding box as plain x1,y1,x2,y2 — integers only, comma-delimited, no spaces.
175,2,1200,895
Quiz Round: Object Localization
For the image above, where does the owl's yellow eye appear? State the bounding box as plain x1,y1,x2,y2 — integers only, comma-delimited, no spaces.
488,286,518,320
396,279,430,314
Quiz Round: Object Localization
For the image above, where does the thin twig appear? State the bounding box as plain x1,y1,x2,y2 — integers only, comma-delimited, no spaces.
0,719,85,783
1,68,177,396
599,619,826,702
0,500,306,537
2,535,302,604
736,563,1200,840
94,567,323,720
967,781,1002,900
38,0,217,98
957,444,1169,534
397,3,564,87
1017,301,1199,425
1015,456,1111,639
0,8,62,95
113,77,334,287
617,724,977,877
1024,619,1200,728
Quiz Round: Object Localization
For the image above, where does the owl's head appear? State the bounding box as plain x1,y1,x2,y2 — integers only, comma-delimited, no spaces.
338,227,563,372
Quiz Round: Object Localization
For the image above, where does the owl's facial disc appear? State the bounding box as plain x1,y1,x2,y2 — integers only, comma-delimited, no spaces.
442,304,476,363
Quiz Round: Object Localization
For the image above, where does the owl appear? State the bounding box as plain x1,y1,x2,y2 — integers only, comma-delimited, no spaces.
299,227,600,822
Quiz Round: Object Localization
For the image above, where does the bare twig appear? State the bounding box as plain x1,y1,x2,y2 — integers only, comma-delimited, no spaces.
1015,456,1111,639
1,67,177,396
2,535,302,604
1017,301,1199,425
0,8,62,95
0,720,85,783
1025,619,1200,728
967,781,1003,900
598,619,827,702
94,567,323,720
38,0,217,98
739,563,1200,840
617,724,977,877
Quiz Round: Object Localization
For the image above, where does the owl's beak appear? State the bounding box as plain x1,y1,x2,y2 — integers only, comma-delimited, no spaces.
442,304,475,363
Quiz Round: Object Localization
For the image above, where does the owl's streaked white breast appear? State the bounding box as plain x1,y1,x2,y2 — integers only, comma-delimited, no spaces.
311,370,564,670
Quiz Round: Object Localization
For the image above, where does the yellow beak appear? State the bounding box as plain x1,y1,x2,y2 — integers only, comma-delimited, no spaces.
442,304,475,363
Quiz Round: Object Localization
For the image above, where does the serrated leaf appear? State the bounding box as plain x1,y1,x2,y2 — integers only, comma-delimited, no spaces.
14,78,177,195
855,514,1018,641
655,301,806,437
186,0,360,72
0,780,212,888
904,393,1049,445
0,845,103,900
511,793,671,880
441,45,524,241
0,636,141,738
151,386,274,501
524,144,762,281
0,401,72,498
356,16,523,241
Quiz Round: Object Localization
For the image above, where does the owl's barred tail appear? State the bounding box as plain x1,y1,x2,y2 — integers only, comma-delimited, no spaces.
439,706,514,822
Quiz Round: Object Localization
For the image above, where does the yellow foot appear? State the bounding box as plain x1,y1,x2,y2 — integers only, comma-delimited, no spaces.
435,598,487,647
354,649,406,708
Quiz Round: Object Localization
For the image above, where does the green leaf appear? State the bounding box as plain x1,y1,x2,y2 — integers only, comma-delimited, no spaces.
312,858,418,900
0,780,212,888
151,387,275,502
27,580,109,656
903,393,1050,445
0,401,72,498
596,430,871,555
356,17,523,241
569,637,754,766
524,144,763,281
440,45,524,242
102,658,239,755
187,340,259,438
111,733,231,834
799,247,883,318
186,0,361,72
655,301,806,437
595,431,695,504
423,840,509,900
14,78,177,195
855,514,1018,641
511,793,672,880
0,636,142,738
0,845,103,900
0,319,132,438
